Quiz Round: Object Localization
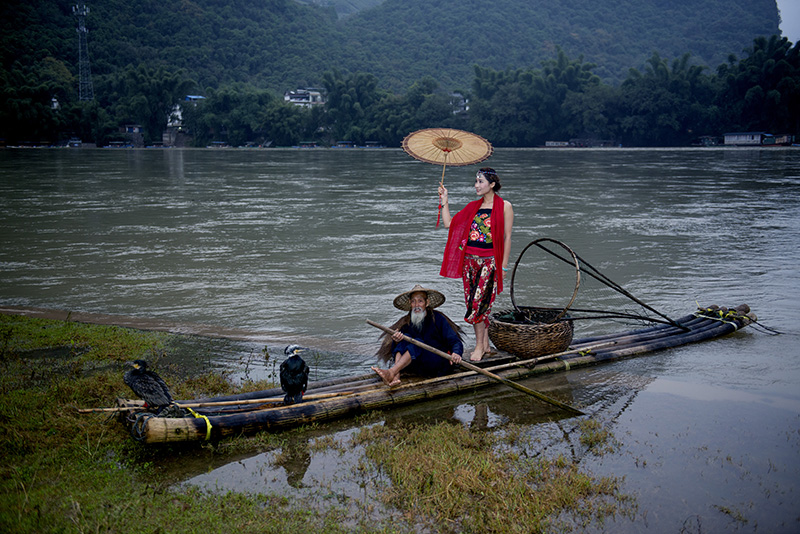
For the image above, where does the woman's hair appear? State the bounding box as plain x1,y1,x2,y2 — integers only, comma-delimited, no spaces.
478,167,501,192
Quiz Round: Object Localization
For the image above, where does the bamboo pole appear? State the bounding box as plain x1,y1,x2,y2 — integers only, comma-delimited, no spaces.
77,391,352,414
367,319,585,416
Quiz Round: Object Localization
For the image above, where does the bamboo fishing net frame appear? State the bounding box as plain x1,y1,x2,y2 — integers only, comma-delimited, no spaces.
488,237,691,358
489,239,580,358
516,240,688,330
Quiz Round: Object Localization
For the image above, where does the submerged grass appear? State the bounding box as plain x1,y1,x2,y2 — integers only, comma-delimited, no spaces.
0,313,633,533
357,421,633,533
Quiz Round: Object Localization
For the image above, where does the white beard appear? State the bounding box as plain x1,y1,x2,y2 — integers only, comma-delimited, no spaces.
410,307,426,329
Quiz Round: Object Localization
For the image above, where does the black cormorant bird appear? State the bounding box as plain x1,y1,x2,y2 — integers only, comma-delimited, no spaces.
280,345,310,405
123,359,173,412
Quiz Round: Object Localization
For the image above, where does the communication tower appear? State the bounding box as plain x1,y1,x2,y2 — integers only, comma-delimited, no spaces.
73,4,94,101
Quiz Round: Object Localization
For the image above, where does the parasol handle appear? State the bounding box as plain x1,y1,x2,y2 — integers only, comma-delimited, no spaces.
436,153,449,227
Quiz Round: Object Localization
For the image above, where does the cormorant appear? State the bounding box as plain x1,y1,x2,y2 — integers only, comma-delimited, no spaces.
280,345,310,405
123,359,173,412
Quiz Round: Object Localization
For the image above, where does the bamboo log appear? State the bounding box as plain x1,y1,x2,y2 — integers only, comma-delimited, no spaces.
191,372,376,404
79,391,352,414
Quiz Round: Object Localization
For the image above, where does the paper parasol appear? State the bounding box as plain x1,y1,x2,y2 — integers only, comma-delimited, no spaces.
402,128,493,185
402,128,493,225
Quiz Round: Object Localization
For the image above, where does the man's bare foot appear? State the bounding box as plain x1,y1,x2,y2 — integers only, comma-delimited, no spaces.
371,366,401,386
469,348,484,362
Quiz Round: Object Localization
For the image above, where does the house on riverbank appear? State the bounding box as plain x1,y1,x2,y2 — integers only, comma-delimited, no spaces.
723,132,794,146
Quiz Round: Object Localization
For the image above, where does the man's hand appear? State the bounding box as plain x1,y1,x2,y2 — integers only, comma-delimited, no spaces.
450,353,462,365
391,331,404,342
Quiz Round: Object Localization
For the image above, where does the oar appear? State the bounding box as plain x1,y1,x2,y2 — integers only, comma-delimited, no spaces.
367,319,585,416
77,391,353,414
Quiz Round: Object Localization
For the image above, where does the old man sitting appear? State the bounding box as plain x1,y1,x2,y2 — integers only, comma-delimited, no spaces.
372,284,464,386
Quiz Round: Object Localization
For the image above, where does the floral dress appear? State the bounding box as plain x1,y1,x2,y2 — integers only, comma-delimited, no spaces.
462,209,496,325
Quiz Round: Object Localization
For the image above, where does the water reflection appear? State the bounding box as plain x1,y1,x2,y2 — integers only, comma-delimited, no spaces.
184,427,364,497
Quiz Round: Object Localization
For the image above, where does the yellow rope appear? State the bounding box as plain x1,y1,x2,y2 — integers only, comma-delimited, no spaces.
181,405,212,441
693,305,743,326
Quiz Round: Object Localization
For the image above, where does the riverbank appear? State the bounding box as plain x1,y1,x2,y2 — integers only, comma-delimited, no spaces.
0,304,293,341
0,313,632,533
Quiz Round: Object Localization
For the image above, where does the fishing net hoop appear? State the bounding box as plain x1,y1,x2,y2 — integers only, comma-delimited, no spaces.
509,238,581,322
508,237,687,331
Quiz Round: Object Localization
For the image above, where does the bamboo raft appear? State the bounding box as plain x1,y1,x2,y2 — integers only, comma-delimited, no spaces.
116,304,755,444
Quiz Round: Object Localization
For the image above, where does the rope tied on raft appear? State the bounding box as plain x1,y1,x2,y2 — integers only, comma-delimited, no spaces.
693,304,754,327
182,405,213,441
693,302,784,335
130,412,154,442
126,403,212,441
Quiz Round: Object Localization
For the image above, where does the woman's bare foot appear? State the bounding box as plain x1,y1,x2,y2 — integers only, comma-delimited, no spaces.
371,366,401,386
469,347,485,362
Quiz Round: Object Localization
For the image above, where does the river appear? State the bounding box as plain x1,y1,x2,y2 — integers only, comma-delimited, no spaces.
1,147,798,532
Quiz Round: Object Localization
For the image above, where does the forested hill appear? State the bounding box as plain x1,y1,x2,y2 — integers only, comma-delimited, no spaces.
2,0,781,93
341,0,781,87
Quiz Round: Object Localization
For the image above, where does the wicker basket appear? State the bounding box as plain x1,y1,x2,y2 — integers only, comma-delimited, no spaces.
488,238,581,359
489,307,574,358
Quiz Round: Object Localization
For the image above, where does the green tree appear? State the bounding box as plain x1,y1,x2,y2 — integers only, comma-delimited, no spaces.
100,63,196,144
65,99,116,145
321,69,384,143
192,85,275,147
0,60,70,144
260,101,308,146
614,52,715,146
469,50,601,146
369,76,456,145
715,35,800,134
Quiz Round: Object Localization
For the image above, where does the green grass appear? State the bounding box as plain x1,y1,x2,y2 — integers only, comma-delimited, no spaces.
357,421,634,533
0,314,377,533
0,313,634,533
0,313,168,362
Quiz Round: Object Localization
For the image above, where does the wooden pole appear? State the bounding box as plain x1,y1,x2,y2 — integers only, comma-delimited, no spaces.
436,157,448,227
367,319,585,416
77,391,352,414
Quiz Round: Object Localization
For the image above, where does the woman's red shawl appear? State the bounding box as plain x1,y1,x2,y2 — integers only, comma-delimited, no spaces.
439,193,505,293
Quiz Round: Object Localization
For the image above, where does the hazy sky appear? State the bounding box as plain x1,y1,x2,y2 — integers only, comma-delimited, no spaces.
777,0,800,43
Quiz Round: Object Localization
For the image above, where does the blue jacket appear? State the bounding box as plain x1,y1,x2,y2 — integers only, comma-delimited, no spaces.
393,310,464,377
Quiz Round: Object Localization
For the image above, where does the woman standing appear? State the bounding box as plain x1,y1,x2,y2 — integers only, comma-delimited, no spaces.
438,167,514,361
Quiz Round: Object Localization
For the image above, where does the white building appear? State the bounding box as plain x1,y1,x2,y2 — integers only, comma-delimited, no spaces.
723,132,765,145
284,88,325,108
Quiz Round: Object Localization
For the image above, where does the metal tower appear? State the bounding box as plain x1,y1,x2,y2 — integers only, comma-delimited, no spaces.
73,4,94,101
